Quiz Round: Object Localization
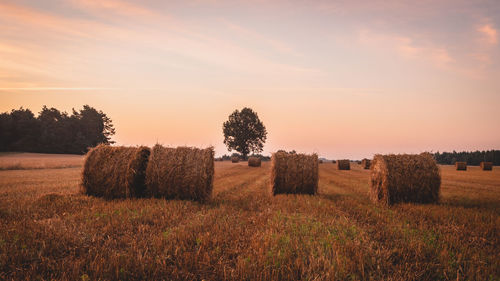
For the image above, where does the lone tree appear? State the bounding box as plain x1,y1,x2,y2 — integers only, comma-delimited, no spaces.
223,107,267,160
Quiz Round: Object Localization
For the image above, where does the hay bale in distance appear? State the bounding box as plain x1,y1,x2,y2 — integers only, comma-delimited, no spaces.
337,160,350,170
319,159,323,164
271,151,318,195
231,156,239,163
332,160,337,164
361,159,371,169
370,153,441,205
455,162,467,171
145,144,214,202
82,144,151,199
480,162,493,171
248,156,261,167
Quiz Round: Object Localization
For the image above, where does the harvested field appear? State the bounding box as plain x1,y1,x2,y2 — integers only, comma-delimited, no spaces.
0,154,499,280
0,152,83,170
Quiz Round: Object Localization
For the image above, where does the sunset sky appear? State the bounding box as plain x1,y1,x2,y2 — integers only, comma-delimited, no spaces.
1,0,499,159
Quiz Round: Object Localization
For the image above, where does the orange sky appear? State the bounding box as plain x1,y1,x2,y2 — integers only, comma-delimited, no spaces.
1,0,499,159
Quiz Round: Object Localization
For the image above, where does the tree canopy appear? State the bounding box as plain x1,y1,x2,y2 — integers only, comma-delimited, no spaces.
434,150,500,165
0,105,115,154
223,107,267,159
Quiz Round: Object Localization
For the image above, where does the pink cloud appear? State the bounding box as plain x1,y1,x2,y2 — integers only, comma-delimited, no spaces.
221,19,302,57
70,0,155,17
477,24,498,45
358,29,455,68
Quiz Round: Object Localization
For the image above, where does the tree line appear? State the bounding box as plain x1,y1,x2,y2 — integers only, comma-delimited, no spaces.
434,150,500,165
0,105,115,154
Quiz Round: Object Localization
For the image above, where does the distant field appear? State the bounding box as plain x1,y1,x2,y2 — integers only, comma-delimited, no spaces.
0,155,499,280
0,152,83,170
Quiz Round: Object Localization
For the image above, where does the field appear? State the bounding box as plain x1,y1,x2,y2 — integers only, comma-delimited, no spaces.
0,154,499,280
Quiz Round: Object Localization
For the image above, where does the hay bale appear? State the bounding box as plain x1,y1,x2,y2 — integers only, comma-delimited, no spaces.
370,153,441,205
271,151,318,195
82,144,151,199
231,156,239,163
248,156,261,167
455,162,467,171
319,159,323,164
480,162,493,171
361,159,371,169
145,144,214,202
337,160,350,170
332,160,336,164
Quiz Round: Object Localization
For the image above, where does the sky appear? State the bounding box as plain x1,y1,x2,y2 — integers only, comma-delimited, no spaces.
0,0,499,159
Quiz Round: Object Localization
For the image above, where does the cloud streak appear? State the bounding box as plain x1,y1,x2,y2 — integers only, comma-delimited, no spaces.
477,24,498,45
358,29,455,69
0,87,115,91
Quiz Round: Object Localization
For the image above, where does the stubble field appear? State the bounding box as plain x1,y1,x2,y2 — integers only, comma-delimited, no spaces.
0,153,499,280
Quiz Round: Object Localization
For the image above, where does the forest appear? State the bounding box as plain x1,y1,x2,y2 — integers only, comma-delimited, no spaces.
0,105,115,154
434,150,500,165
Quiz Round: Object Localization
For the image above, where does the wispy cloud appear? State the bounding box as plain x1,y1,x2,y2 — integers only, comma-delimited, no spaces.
0,87,115,91
477,23,498,45
470,21,498,68
358,29,455,69
70,0,154,17
221,19,303,57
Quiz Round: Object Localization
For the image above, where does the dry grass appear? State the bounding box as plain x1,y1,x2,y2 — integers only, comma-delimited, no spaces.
0,152,83,170
248,156,261,167
337,159,350,170
481,162,493,171
271,151,318,195
0,154,499,280
455,162,467,171
81,144,151,199
370,153,441,205
145,145,214,202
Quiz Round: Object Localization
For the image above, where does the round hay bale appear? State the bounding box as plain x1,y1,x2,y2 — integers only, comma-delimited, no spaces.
82,144,151,199
145,144,214,202
337,159,350,170
248,156,261,167
271,151,318,195
231,156,239,163
361,159,371,169
455,162,467,171
332,160,336,164
480,162,493,171
319,159,323,164
370,153,441,205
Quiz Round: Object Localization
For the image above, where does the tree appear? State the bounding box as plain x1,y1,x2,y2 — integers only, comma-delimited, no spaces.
9,108,40,152
223,107,267,159
69,105,115,153
0,105,115,154
38,106,67,153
